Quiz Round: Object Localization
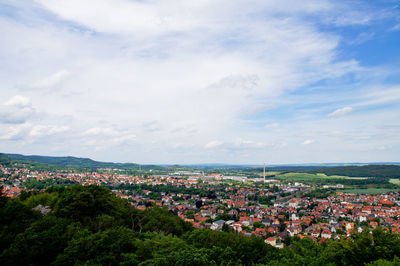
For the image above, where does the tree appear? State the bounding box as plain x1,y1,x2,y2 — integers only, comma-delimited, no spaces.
55,227,138,265
1,216,69,265
186,211,194,219
196,200,203,209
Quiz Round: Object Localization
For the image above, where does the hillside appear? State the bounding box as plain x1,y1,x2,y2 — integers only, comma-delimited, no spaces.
305,165,400,178
1,185,400,265
2,153,400,179
0,153,163,171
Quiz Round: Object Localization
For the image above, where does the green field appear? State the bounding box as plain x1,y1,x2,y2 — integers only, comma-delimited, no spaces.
259,171,282,176
273,172,365,181
338,188,399,195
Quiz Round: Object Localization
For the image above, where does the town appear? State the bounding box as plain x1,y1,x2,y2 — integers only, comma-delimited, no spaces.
2,162,399,249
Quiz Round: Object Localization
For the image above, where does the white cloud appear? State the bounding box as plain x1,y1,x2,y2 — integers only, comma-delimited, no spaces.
205,140,223,149
233,138,269,148
0,1,398,163
265,123,280,128
203,138,286,151
0,123,32,140
378,145,393,151
0,122,69,141
35,0,166,35
30,70,70,88
111,134,137,144
0,95,35,124
82,127,136,146
328,107,353,118
302,139,315,145
29,125,69,137
82,127,121,137
5,95,31,107
350,32,375,45
390,23,400,31
356,87,400,107
34,0,372,37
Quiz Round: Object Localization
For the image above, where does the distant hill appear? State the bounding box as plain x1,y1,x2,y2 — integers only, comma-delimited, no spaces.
182,163,262,170
1,153,400,177
182,162,400,171
304,165,400,178
0,153,163,170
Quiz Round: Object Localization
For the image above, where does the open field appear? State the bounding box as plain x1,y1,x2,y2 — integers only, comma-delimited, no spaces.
267,171,282,175
271,172,367,181
257,171,282,176
338,188,399,195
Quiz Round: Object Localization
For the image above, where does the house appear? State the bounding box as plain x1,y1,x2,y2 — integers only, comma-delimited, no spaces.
287,227,296,237
379,199,394,206
289,199,300,208
290,213,299,221
192,222,203,229
253,228,267,237
232,224,242,232
274,241,284,249
345,222,354,231
392,227,400,234
195,214,209,222
311,229,320,238
321,229,332,239
359,214,367,222
268,226,278,234
265,237,276,246
211,220,225,230
262,218,271,226
370,221,378,229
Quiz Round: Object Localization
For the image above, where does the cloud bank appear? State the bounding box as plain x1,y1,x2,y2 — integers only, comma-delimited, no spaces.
0,0,399,163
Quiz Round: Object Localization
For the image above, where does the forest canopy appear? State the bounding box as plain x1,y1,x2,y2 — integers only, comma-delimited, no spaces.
1,185,400,265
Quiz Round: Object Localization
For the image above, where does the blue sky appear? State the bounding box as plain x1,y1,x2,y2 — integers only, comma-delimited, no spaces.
0,0,399,164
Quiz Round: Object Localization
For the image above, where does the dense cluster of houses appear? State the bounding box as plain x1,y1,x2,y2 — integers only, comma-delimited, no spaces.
1,164,400,249
168,189,399,248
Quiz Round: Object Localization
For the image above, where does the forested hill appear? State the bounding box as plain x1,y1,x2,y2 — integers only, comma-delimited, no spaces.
0,153,163,170
304,165,400,178
1,185,400,265
1,153,400,177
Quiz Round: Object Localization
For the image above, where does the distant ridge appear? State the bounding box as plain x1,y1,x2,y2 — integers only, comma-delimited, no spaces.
1,153,399,176
0,153,162,170
303,165,400,178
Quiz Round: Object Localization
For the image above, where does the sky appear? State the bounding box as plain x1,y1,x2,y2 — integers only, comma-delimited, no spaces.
0,0,400,164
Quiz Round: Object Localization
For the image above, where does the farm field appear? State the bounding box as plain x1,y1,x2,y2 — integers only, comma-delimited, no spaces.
271,172,366,181
338,188,399,195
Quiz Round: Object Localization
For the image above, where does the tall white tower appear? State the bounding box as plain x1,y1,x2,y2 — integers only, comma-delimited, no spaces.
263,163,266,183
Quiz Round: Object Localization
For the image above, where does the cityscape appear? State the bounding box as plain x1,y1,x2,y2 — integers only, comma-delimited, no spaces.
1,0,400,265
2,154,400,252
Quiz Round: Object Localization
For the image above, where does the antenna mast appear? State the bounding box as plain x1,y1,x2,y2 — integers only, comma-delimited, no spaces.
263,163,266,184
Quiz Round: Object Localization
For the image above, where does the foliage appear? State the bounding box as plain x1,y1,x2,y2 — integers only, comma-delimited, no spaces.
1,185,400,265
304,189,335,198
115,183,212,197
24,178,77,189
306,165,400,178
0,153,163,171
